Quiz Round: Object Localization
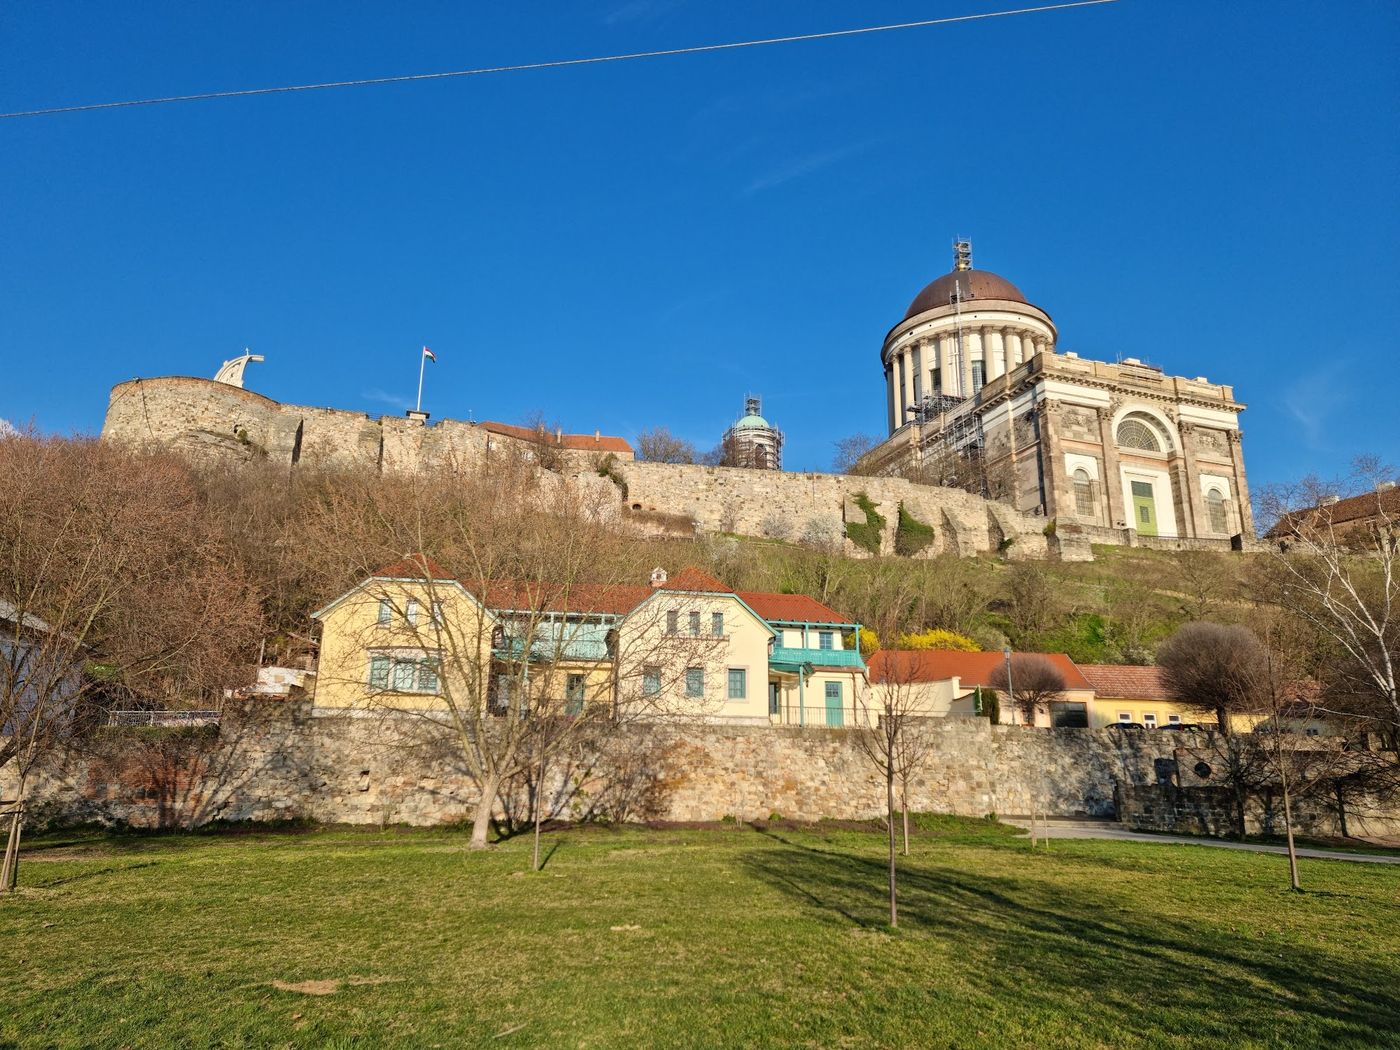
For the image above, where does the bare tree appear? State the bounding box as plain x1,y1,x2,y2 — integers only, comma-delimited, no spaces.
636,427,697,465
0,435,260,891
833,434,878,475
1256,457,1398,736
852,568,930,926
988,654,1066,726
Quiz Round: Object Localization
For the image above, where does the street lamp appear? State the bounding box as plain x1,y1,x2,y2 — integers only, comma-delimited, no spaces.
1003,645,1015,726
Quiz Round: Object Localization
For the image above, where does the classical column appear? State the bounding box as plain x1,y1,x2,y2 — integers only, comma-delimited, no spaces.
1176,421,1202,538
1097,406,1126,528
911,342,924,405
1037,399,1063,520
986,329,1006,380
885,362,896,434
939,332,957,400
1228,430,1255,537
907,347,918,425
1005,330,1023,370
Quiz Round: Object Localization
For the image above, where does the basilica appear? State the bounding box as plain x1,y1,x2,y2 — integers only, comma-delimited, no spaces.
859,243,1252,543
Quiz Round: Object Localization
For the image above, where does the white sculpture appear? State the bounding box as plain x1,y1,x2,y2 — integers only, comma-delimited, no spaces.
213,350,265,388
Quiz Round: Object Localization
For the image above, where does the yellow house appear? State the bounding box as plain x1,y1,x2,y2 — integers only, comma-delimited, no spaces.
1076,664,1211,729
310,561,866,727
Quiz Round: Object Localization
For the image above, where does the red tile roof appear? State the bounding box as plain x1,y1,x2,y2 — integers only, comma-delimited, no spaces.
737,591,853,625
1267,486,1400,537
371,554,451,580
1077,664,1171,700
476,581,652,616
478,421,633,454
869,650,1090,689
660,567,730,593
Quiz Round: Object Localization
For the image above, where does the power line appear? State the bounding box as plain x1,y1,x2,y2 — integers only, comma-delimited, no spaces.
1,1,1117,121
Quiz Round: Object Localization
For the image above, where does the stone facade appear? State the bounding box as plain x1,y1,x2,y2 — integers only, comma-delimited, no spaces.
599,460,1069,561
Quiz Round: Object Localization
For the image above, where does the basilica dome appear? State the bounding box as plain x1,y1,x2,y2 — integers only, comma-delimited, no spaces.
904,269,1027,321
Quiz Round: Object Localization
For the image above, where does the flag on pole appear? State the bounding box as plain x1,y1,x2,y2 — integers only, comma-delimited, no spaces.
422,346,437,362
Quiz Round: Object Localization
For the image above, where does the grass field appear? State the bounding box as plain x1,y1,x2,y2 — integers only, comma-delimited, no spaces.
4,816,1398,1049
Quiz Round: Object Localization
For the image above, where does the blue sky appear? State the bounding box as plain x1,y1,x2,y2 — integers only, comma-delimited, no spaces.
2,1,1397,486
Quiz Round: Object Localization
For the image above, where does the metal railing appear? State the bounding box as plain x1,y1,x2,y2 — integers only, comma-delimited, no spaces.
770,703,863,729
770,645,864,669
106,710,221,727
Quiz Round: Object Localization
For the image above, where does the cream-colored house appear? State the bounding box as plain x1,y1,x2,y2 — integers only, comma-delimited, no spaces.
310,561,866,727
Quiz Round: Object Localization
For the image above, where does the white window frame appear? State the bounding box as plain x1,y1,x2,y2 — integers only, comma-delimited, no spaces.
1143,713,1158,729
1118,712,1132,723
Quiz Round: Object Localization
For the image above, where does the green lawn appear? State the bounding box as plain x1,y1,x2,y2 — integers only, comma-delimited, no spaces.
4,817,1398,1049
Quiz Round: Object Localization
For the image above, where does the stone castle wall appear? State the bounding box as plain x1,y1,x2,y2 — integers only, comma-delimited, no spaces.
597,460,1065,561
101,376,1084,559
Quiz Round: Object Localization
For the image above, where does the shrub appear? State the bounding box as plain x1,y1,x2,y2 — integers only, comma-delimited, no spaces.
894,502,937,557
845,493,884,555
897,628,981,652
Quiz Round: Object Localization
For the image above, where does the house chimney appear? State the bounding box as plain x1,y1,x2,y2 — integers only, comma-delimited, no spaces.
649,567,668,589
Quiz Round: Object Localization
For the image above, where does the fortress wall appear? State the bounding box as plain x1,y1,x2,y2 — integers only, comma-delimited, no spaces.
606,460,1052,559
293,406,384,471
103,377,301,463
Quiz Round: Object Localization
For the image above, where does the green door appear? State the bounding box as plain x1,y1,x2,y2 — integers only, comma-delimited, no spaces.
824,682,844,727
1130,481,1158,537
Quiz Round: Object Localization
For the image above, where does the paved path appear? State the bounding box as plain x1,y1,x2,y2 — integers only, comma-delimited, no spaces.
1004,820,1400,865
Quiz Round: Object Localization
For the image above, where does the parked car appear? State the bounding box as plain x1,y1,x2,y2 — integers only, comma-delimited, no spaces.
1160,722,1206,732
1106,721,1145,731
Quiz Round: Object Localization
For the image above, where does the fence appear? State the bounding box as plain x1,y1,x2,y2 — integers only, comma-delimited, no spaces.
106,710,221,728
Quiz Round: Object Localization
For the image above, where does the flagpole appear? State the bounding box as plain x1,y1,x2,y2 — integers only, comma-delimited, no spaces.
416,348,426,413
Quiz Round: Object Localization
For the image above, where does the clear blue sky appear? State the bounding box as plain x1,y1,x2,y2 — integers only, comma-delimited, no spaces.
2,1,1397,485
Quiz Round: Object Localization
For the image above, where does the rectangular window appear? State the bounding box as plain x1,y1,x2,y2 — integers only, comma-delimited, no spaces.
712,612,725,637
369,654,390,688
376,599,392,625
1143,713,1158,729
685,667,704,698
431,602,444,625
772,629,785,648
1118,712,1132,723
972,360,985,392
818,631,834,651
392,660,417,691
1168,714,1182,725
405,599,420,626
565,673,586,715
769,682,780,716
416,658,440,694
727,668,747,700
642,666,661,697
666,610,679,635
689,611,701,637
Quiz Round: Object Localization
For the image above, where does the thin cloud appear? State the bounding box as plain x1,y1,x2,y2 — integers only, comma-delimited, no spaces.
1283,364,1349,450
742,140,876,196
362,388,413,412
603,0,683,26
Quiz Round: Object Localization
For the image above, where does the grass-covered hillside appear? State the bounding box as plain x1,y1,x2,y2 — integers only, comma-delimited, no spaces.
5,819,1397,1049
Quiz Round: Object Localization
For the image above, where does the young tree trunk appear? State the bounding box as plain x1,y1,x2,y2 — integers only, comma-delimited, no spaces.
1,809,21,893
1334,782,1349,839
1282,782,1301,893
886,767,898,928
531,746,548,872
470,772,501,851
900,778,910,857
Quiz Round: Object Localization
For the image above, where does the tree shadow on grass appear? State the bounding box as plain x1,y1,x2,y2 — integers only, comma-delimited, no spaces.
741,831,1399,1046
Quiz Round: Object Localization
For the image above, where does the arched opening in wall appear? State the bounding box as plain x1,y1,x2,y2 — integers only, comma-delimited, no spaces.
1116,415,1169,452
1072,468,1096,518
1206,488,1228,534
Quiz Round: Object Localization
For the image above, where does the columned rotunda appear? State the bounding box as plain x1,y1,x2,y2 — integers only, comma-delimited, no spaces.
862,243,1253,544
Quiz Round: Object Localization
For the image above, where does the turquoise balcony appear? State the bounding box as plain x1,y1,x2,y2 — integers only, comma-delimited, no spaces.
769,644,865,671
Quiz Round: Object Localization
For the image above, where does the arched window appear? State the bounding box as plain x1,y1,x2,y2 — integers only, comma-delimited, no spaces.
1116,417,1162,452
1073,468,1095,517
1206,488,1228,534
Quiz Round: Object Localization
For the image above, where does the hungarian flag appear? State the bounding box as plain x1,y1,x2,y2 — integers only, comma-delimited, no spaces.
422,346,436,362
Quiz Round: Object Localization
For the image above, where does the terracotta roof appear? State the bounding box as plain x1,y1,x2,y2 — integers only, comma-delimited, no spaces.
737,591,852,625
869,650,1090,689
372,554,451,580
904,268,1028,321
478,421,633,454
476,581,651,616
660,567,730,593
1266,486,1400,538
1077,664,1170,700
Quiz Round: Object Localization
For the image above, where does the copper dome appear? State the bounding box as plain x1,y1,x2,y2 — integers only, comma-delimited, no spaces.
903,269,1027,320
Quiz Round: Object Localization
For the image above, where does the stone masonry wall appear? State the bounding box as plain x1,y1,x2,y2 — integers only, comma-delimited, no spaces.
601,460,1059,561
18,701,1197,831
